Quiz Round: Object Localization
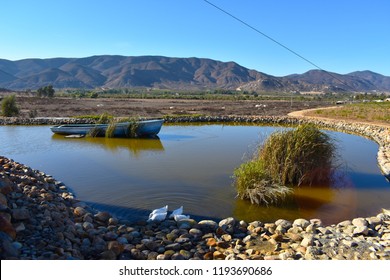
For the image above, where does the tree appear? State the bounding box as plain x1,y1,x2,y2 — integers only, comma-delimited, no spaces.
1,95,19,117
37,85,55,98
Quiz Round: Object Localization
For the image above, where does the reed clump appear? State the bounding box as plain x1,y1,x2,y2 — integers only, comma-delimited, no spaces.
105,121,117,138
234,124,336,205
87,126,103,137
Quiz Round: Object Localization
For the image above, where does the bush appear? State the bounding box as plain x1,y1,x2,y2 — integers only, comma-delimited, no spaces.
1,95,19,117
234,124,335,205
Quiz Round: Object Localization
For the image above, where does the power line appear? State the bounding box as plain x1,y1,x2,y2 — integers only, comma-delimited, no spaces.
202,0,355,91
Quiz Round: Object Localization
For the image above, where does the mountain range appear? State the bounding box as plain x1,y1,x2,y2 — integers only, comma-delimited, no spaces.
0,55,389,92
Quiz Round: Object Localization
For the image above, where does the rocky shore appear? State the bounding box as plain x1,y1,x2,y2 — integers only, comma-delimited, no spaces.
1,156,390,260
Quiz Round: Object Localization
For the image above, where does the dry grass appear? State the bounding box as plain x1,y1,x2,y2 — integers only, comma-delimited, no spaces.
309,102,390,124
234,124,335,205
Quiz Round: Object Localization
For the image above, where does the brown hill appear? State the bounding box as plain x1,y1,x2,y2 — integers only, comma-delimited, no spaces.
0,55,389,92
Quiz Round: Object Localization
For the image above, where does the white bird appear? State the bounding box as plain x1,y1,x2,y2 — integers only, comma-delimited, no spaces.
169,206,183,219
174,214,190,221
147,205,168,222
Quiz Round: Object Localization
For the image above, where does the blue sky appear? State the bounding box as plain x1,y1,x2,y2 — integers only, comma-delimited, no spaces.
1,0,389,76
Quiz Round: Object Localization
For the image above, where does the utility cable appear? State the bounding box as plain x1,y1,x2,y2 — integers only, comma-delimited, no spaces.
202,0,356,91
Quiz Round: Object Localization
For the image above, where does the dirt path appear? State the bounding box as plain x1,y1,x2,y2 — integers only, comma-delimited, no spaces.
288,106,390,129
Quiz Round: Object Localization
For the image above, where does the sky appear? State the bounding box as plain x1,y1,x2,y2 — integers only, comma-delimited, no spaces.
1,0,389,76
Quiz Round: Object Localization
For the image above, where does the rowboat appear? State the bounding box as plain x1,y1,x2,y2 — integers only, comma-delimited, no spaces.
50,119,164,137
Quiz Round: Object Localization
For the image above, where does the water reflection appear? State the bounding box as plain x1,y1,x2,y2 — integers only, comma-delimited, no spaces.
0,124,389,225
51,134,164,156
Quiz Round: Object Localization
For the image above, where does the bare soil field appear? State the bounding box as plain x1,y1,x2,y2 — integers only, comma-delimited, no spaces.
13,96,331,118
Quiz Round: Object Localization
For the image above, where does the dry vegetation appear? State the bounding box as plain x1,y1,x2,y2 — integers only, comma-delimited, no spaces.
307,102,390,125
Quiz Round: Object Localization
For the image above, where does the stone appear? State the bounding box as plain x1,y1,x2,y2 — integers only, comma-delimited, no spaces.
275,219,292,229
203,252,213,260
73,206,88,217
286,233,303,242
337,220,352,227
300,236,314,247
0,193,7,207
165,243,181,251
219,217,236,228
213,251,225,260
82,222,94,231
94,212,111,223
293,218,310,229
101,250,117,260
189,228,202,237
310,219,323,227
0,215,16,239
353,226,369,236
366,217,382,229
206,238,217,247
221,234,232,242
352,218,368,227
198,220,218,231
12,208,31,220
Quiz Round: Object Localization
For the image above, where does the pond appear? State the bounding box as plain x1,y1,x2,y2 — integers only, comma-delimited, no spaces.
0,124,389,225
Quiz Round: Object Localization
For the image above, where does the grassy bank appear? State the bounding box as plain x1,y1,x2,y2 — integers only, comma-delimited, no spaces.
308,102,390,124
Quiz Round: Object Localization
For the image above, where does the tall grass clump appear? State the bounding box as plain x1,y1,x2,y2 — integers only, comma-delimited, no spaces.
105,121,117,138
87,126,103,137
124,117,140,137
234,124,336,205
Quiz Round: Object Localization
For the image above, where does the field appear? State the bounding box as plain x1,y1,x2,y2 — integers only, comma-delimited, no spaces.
10,96,331,118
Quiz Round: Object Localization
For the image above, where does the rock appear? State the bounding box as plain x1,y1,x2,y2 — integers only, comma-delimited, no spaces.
337,220,352,227
366,217,382,229
219,217,236,228
286,233,303,242
275,219,292,229
101,250,117,260
0,215,16,239
352,218,368,227
221,234,232,242
74,207,88,217
165,243,181,251
12,208,31,220
189,228,202,237
293,218,310,229
300,236,314,247
213,251,225,260
0,177,14,195
310,219,323,227
94,212,111,223
0,193,7,207
82,222,94,231
198,220,218,231
206,238,217,247
353,226,369,236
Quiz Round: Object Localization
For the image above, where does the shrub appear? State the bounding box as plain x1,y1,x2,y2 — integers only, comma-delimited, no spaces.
234,124,335,205
1,95,19,117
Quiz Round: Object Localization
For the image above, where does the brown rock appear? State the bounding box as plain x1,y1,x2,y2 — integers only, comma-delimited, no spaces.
206,238,217,247
213,251,225,260
0,177,14,194
0,193,8,207
73,207,87,216
107,241,124,256
203,252,213,260
0,214,16,239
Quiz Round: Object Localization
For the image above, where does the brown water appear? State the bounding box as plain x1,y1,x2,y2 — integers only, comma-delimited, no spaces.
0,124,389,224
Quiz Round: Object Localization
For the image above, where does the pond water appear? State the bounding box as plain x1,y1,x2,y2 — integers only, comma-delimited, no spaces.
1,124,389,225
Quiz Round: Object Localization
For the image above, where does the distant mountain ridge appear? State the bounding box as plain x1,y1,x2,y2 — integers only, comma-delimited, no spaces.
0,55,389,92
